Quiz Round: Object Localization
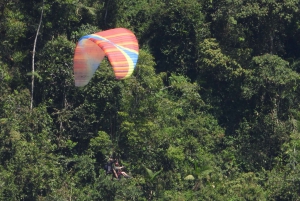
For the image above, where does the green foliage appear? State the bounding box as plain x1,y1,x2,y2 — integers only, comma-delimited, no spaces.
90,131,113,156
2,6,26,43
146,0,209,76
235,54,300,171
144,166,163,182
167,145,185,164
1,0,300,200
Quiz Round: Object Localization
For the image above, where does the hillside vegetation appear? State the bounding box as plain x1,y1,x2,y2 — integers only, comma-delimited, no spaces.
1,0,300,200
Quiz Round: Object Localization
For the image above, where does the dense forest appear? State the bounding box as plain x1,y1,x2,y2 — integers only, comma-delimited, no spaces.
1,0,300,200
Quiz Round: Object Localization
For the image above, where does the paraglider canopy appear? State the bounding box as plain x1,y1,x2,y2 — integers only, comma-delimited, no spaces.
73,28,139,87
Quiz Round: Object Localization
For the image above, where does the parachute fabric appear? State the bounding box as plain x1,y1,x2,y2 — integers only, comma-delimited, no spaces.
73,28,139,87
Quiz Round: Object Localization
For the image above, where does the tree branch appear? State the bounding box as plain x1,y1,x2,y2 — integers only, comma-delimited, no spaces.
31,0,44,110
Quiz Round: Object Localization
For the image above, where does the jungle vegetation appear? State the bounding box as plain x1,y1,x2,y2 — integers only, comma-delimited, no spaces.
1,0,300,200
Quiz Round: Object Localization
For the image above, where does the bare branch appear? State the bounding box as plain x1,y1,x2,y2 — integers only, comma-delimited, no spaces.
31,0,44,110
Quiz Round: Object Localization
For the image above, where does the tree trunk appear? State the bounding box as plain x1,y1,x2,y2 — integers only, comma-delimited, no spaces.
31,0,44,110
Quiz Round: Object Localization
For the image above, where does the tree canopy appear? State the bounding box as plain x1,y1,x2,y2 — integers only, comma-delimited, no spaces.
1,0,300,200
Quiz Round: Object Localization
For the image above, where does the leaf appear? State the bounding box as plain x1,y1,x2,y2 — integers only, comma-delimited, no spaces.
144,166,163,181
0,118,8,124
26,71,42,80
184,175,195,180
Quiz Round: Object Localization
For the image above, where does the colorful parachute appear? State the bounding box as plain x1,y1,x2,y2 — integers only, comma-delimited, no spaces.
73,28,139,87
